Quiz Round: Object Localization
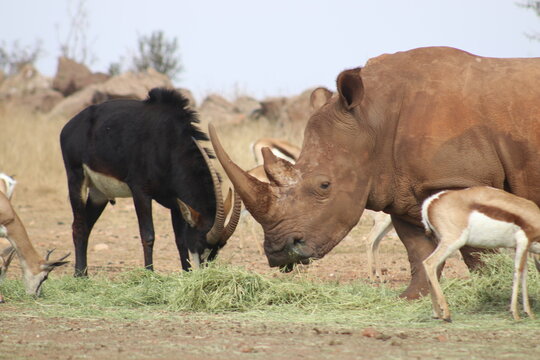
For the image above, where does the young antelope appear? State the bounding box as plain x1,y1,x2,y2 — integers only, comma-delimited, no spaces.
421,186,540,321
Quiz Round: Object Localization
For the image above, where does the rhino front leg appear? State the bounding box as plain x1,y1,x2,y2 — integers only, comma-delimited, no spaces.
391,215,441,300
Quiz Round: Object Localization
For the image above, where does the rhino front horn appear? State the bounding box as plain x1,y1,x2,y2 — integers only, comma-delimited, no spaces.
208,123,275,223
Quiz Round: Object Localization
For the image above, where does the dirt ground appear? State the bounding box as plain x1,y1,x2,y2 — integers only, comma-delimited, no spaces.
1,190,538,359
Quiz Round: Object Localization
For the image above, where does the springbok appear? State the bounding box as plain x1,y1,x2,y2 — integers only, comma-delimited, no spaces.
0,246,15,302
0,173,16,200
364,211,393,281
0,191,69,299
421,186,540,321
251,138,301,166
0,172,17,302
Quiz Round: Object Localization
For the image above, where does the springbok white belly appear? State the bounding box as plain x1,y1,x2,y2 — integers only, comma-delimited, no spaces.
465,211,520,248
83,164,132,200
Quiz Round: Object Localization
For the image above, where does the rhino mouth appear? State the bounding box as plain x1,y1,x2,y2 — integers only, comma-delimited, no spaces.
267,247,316,269
278,258,313,273
264,231,318,269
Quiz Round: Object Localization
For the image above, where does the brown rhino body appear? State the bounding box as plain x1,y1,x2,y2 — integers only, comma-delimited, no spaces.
210,46,540,299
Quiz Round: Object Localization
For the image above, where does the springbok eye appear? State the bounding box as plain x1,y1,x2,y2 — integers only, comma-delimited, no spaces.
320,181,330,190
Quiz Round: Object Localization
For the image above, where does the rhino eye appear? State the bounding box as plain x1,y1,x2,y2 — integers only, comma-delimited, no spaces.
320,181,330,190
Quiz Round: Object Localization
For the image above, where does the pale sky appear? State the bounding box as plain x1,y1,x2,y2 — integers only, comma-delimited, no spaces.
2,0,540,101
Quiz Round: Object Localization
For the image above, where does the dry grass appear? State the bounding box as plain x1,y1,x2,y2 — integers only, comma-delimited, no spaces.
0,104,68,198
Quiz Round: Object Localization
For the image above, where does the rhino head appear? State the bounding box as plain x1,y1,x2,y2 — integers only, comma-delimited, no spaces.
210,68,377,268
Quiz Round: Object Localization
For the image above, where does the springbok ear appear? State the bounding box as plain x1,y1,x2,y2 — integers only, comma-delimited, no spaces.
177,199,201,227
310,87,333,113
336,68,363,110
262,147,296,186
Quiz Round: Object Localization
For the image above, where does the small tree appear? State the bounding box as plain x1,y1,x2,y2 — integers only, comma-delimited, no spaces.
57,0,95,66
131,31,183,81
0,40,43,75
520,1,540,16
107,62,122,76
519,1,540,40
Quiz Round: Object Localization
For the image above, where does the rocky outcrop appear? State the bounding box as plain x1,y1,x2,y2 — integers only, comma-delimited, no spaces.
284,88,316,125
254,97,287,122
52,57,109,96
0,65,64,112
1,59,320,130
234,96,261,117
198,94,245,125
0,64,52,98
176,88,197,108
49,68,173,119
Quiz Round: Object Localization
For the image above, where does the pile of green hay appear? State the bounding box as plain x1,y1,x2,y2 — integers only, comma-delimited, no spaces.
1,253,538,324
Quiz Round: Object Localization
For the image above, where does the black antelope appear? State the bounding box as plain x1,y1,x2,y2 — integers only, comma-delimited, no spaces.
60,88,241,276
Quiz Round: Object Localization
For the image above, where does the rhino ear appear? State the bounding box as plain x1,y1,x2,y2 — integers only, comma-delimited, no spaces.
310,87,333,113
336,68,363,110
262,147,296,186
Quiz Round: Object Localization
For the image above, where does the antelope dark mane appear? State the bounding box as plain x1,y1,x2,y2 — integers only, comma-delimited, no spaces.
145,87,215,161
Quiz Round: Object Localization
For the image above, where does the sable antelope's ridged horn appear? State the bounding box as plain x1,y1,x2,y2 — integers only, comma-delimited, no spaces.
192,137,225,245
220,189,242,245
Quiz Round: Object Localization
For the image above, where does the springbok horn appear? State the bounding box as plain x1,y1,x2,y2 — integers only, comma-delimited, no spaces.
208,123,274,222
45,249,70,263
45,248,56,261
192,137,225,245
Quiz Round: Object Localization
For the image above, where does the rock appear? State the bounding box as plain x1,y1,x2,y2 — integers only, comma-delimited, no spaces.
361,327,391,340
284,87,316,125
176,88,197,108
93,243,109,251
52,57,109,96
199,94,237,114
255,97,287,121
198,94,245,125
48,68,173,119
13,89,64,113
0,64,64,112
99,68,172,100
0,64,52,98
234,96,261,117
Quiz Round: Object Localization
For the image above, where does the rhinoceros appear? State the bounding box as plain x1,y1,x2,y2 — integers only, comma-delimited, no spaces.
210,46,540,299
